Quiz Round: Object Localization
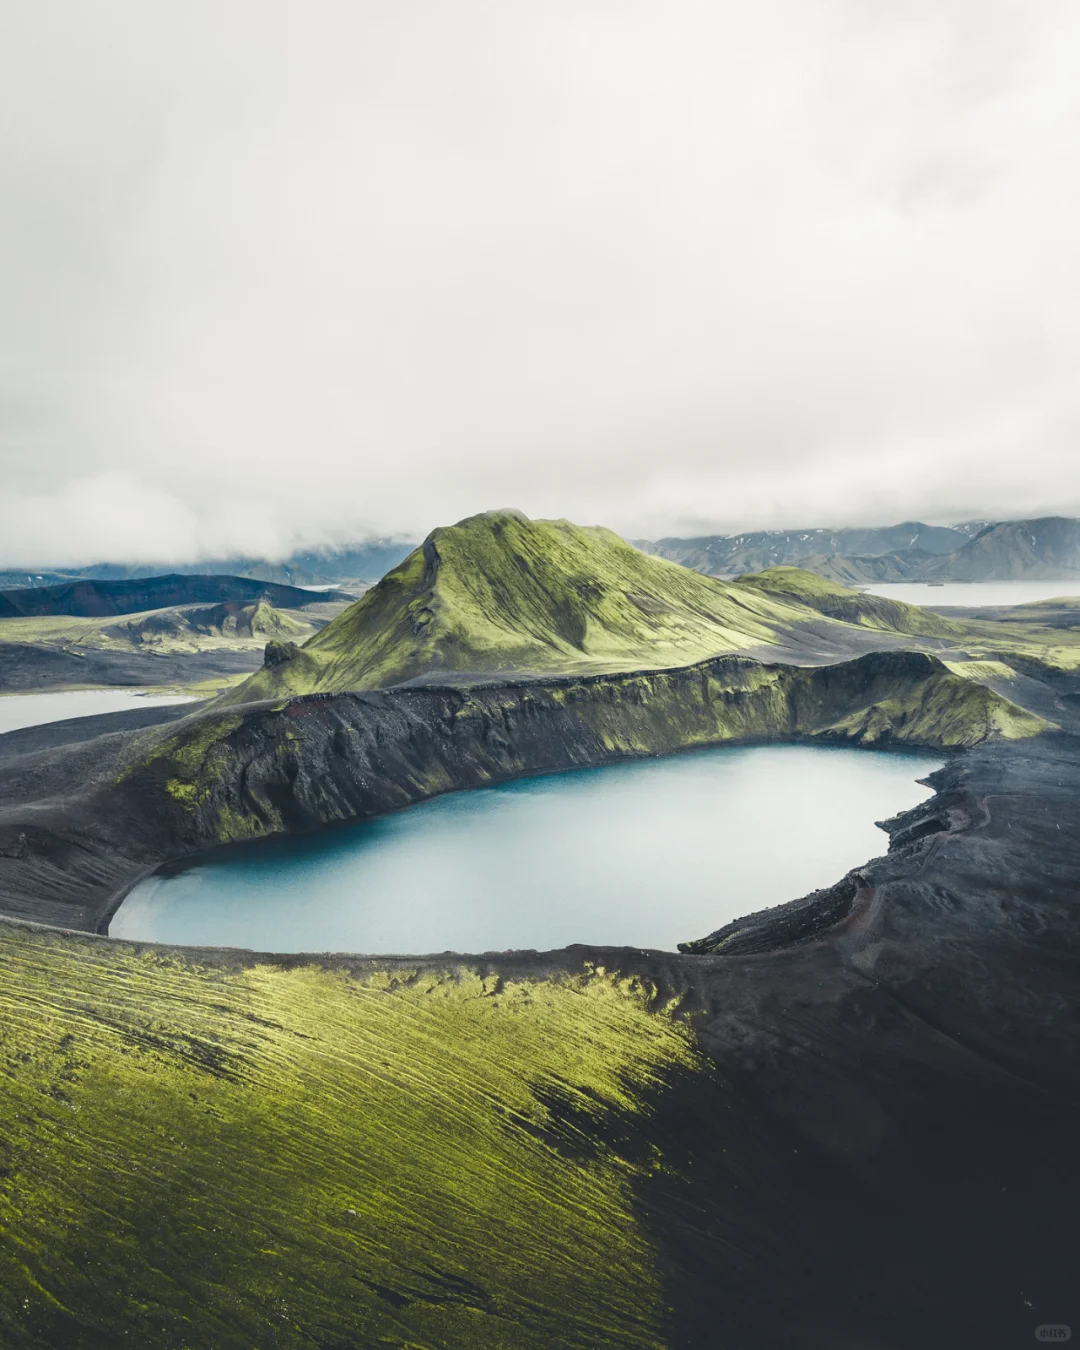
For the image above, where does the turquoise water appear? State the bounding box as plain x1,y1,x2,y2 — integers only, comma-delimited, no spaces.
110,744,941,955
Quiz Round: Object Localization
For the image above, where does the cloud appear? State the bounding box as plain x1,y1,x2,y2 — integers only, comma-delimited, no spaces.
0,0,1078,564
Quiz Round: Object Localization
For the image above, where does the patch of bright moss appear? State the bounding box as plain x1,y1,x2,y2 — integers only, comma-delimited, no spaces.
0,924,706,1349
120,709,247,815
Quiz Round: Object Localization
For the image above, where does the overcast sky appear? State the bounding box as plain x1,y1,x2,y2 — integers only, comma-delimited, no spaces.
1,0,1078,565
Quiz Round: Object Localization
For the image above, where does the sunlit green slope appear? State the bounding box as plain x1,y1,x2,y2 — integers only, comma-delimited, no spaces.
0,924,701,1349
221,511,961,703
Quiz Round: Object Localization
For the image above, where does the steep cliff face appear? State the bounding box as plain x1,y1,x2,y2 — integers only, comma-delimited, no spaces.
133,651,1043,853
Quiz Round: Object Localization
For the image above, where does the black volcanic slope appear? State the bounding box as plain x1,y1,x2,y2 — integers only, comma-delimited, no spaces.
0,572,347,619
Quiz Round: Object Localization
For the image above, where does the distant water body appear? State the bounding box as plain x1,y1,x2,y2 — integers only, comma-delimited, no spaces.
865,581,1080,608
112,744,941,955
0,689,196,735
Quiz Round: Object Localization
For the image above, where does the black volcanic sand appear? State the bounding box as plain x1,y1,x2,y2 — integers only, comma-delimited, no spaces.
0,708,1077,1344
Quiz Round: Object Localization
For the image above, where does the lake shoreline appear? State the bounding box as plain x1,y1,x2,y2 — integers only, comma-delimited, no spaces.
109,743,943,955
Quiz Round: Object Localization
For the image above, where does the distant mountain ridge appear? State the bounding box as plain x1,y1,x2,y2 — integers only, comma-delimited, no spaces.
0,574,349,620
635,522,967,576
8,516,1079,595
0,540,415,592
642,517,1080,583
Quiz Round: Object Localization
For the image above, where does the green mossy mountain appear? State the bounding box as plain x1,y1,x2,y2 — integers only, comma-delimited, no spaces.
220,511,967,704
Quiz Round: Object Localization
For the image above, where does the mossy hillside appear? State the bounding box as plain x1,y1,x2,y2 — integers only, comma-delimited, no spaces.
109,599,315,647
221,513,961,705
741,568,1080,674
0,923,706,1349
549,650,1049,754
810,669,1044,744
0,601,323,657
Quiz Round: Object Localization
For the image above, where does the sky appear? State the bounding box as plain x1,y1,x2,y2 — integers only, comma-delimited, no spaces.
1,0,1078,566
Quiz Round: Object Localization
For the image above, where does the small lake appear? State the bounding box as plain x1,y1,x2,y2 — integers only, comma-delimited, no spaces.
111,744,941,955
864,581,1080,608
0,689,197,735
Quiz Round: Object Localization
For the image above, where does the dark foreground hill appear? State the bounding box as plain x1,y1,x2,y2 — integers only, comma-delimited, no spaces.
0,573,349,619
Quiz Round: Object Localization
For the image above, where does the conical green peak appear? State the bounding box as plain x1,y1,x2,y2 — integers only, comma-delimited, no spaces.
216,510,967,704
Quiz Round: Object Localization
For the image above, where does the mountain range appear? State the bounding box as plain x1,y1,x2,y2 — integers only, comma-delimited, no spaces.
639,516,1080,583
9,515,1079,594
0,542,413,593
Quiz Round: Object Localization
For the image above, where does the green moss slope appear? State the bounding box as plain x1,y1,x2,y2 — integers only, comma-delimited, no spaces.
220,512,974,704
0,923,706,1349
732,567,961,637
